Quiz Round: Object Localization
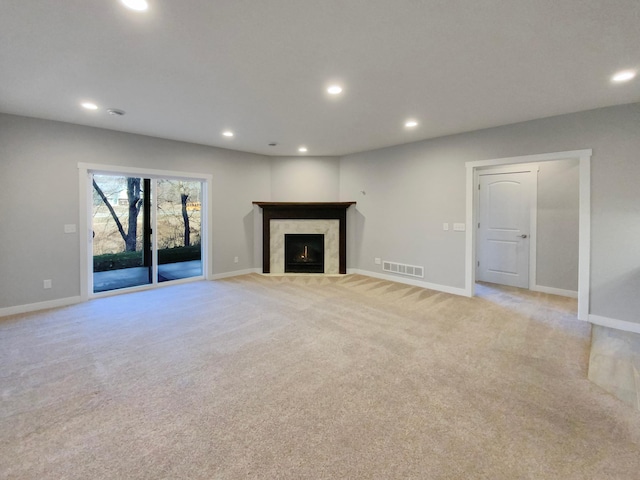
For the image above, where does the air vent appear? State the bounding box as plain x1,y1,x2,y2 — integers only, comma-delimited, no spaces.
382,261,424,278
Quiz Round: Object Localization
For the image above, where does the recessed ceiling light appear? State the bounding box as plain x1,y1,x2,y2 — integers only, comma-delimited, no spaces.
405,120,418,128
611,69,637,83
327,85,343,95
222,131,234,137
81,102,98,110
121,0,148,11
298,147,308,153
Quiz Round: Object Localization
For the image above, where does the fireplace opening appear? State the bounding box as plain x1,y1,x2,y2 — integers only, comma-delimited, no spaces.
285,234,324,273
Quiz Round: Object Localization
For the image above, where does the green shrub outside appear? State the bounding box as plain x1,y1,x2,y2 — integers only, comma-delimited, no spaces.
93,244,201,272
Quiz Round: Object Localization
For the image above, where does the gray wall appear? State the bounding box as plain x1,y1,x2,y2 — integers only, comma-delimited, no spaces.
270,156,340,201
0,113,270,308
536,159,579,291
340,103,640,324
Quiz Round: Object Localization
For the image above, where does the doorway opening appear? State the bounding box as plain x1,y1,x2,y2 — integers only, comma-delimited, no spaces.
465,149,591,320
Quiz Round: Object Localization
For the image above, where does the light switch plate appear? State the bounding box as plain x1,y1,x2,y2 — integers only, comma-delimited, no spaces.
443,223,449,231
453,223,465,231
64,224,77,234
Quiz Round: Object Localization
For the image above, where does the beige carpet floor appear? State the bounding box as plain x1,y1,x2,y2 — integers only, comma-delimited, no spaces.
1,274,639,479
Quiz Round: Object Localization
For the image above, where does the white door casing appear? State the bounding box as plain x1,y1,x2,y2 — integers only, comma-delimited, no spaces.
477,171,534,288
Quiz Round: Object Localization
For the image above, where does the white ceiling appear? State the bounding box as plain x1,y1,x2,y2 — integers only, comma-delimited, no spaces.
1,0,638,156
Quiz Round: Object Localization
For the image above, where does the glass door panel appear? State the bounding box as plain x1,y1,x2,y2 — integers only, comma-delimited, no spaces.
92,175,151,292
156,179,203,282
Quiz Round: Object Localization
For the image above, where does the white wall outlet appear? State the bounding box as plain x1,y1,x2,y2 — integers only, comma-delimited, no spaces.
43,279,52,289
443,223,449,231
453,223,466,231
64,224,77,234
374,257,381,265
234,256,239,263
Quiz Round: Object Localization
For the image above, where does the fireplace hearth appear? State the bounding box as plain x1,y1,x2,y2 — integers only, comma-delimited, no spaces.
285,234,324,273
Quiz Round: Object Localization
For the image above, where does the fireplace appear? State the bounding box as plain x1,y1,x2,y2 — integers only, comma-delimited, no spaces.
285,234,324,273
253,202,356,274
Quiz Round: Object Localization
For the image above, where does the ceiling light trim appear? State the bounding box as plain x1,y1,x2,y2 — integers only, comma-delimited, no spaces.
611,69,637,83
121,0,149,12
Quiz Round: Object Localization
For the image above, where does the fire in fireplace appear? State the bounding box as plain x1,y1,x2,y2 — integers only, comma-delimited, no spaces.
284,234,324,273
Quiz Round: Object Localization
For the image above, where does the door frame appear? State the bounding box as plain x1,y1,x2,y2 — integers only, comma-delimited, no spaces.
475,164,539,289
465,149,592,320
78,162,213,301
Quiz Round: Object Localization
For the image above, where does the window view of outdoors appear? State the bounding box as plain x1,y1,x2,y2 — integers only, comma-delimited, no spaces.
92,175,202,293
156,179,202,282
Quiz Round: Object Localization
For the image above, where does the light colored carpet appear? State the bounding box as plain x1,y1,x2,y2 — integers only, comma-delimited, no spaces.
1,274,639,479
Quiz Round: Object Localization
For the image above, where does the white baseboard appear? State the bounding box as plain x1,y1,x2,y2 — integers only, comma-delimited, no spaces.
589,314,640,335
349,269,468,297
531,284,578,298
210,268,261,280
0,270,258,316
0,296,83,318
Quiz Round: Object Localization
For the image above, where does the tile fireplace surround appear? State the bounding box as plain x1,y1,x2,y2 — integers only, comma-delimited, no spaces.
253,202,356,274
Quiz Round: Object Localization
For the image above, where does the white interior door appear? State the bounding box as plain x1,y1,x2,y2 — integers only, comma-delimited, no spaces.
477,171,532,288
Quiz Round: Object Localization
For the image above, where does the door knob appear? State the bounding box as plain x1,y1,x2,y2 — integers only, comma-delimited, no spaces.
518,234,528,238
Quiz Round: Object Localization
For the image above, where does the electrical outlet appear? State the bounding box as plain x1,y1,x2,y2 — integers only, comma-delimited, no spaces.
234,256,239,263
43,279,52,289
374,257,381,265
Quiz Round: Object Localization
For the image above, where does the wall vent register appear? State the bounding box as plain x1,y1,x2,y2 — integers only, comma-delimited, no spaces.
382,261,424,278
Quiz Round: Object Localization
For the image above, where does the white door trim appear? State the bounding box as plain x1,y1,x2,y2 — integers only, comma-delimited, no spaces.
465,149,592,321
78,162,213,302
475,165,538,289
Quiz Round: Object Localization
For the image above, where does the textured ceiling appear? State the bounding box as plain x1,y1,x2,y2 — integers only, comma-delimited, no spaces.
0,0,638,156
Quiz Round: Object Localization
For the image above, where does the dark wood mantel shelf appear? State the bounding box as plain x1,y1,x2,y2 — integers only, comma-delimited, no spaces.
253,202,356,208
253,201,356,274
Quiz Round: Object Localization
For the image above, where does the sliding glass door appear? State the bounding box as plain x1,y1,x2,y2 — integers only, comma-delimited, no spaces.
92,175,151,292
91,173,204,293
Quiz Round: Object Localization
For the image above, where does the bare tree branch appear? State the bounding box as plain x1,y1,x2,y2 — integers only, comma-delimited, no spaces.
93,179,127,244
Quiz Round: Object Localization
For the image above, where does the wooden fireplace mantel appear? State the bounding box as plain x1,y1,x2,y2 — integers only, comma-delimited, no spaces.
252,202,356,208
253,201,356,274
